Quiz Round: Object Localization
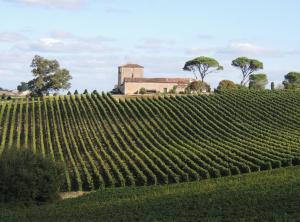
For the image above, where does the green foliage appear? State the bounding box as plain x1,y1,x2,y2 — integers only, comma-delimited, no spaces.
185,81,210,93
0,148,64,205
1,94,5,100
271,82,275,90
2,166,300,221
232,57,264,86
83,89,88,94
183,56,223,82
168,86,177,94
27,55,72,96
217,80,237,91
0,91,300,192
249,73,268,90
17,82,29,92
74,90,79,95
283,72,300,89
139,87,147,94
236,84,249,90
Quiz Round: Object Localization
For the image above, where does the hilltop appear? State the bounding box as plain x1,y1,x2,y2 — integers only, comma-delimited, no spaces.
0,90,300,191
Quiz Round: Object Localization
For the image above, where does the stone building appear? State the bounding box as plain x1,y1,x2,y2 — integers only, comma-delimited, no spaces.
116,64,193,94
0,90,30,97
118,64,144,87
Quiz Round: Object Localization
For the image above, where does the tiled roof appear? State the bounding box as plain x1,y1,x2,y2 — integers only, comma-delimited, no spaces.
124,77,193,84
119,64,144,68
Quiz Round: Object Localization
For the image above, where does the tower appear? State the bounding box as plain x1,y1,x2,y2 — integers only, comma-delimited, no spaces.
118,64,144,87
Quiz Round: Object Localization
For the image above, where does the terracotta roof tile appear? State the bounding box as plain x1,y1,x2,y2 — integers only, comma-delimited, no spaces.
119,64,144,68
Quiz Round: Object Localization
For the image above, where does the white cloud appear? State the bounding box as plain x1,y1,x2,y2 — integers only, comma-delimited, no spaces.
5,0,86,9
0,32,26,42
223,42,277,56
39,37,62,46
16,33,119,54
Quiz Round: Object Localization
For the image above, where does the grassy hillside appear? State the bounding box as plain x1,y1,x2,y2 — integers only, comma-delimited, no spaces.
1,166,300,222
0,90,300,191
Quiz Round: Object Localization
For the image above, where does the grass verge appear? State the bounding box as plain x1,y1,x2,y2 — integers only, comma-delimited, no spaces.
1,166,300,221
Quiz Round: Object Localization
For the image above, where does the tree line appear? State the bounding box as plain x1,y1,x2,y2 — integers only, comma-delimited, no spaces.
183,56,300,92
13,55,300,97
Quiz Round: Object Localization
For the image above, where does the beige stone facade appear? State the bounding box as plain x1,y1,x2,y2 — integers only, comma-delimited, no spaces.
116,64,193,95
118,64,144,87
120,78,192,94
0,90,30,97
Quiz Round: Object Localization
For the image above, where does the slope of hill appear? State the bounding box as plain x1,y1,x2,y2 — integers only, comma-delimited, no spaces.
1,166,300,222
0,90,300,191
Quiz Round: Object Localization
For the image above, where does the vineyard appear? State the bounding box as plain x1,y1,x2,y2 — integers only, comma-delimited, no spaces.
0,90,300,191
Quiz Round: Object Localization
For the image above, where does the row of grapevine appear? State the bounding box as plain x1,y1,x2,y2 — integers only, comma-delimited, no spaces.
0,90,300,190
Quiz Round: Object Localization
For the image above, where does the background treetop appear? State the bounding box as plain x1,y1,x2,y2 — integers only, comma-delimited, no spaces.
27,55,72,96
217,80,238,91
17,82,29,92
183,56,223,82
31,55,60,77
185,80,210,93
283,72,300,89
231,57,263,86
249,73,268,90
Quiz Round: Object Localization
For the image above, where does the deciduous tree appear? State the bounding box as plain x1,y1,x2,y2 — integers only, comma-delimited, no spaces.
17,82,29,92
27,55,72,96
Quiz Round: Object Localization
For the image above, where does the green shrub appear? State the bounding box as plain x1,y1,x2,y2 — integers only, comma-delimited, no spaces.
185,81,210,94
217,80,237,91
0,148,64,205
139,88,147,95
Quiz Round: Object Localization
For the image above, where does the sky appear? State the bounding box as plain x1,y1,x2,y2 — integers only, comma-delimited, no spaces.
0,0,299,92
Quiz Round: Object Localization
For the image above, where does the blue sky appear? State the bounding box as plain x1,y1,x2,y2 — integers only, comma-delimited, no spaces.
0,0,299,92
